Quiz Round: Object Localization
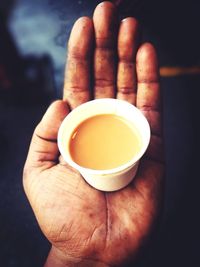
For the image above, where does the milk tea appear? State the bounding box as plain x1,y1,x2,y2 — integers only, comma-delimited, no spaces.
69,114,142,170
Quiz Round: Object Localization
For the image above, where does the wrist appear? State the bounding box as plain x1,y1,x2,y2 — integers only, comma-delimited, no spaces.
44,246,110,267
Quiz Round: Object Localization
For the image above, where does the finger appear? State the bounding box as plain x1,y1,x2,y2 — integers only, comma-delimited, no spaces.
24,101,69,171
136,43,163,162
63,17,94,109
136,43,161,133
117,17,139,105
93,1,118,98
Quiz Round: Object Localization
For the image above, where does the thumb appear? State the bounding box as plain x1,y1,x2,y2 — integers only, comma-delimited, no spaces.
24,100,69,171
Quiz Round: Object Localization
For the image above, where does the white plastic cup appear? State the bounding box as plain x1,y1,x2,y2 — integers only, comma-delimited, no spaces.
58,99,150,192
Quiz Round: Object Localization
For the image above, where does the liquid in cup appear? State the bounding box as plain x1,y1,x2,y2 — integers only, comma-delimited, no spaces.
69,114,142,170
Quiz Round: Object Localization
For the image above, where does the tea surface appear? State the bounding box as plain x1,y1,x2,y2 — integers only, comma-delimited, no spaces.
69,114,142,170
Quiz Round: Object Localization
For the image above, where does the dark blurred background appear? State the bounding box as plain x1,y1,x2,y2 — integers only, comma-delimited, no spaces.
0,0,199,266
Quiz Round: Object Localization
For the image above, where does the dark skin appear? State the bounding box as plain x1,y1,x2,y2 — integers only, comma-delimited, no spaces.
23,2,164,267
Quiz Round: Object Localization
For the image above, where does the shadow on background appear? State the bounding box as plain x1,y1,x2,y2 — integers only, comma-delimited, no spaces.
0,0,199,266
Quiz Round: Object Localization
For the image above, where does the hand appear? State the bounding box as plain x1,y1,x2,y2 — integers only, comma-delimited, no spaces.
23,2,164,267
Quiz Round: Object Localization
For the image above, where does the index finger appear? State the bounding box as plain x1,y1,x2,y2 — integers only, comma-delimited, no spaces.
63,17,94,109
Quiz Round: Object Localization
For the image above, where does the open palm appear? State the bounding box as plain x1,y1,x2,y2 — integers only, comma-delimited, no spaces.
23,2,164,267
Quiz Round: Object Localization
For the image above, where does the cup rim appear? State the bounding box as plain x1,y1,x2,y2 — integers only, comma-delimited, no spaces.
58,98,150,175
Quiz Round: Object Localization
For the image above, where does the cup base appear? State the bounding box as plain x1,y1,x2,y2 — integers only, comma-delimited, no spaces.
80,162,139,192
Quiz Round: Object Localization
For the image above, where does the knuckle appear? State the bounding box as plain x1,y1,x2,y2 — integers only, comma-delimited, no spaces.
118,87,134,94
